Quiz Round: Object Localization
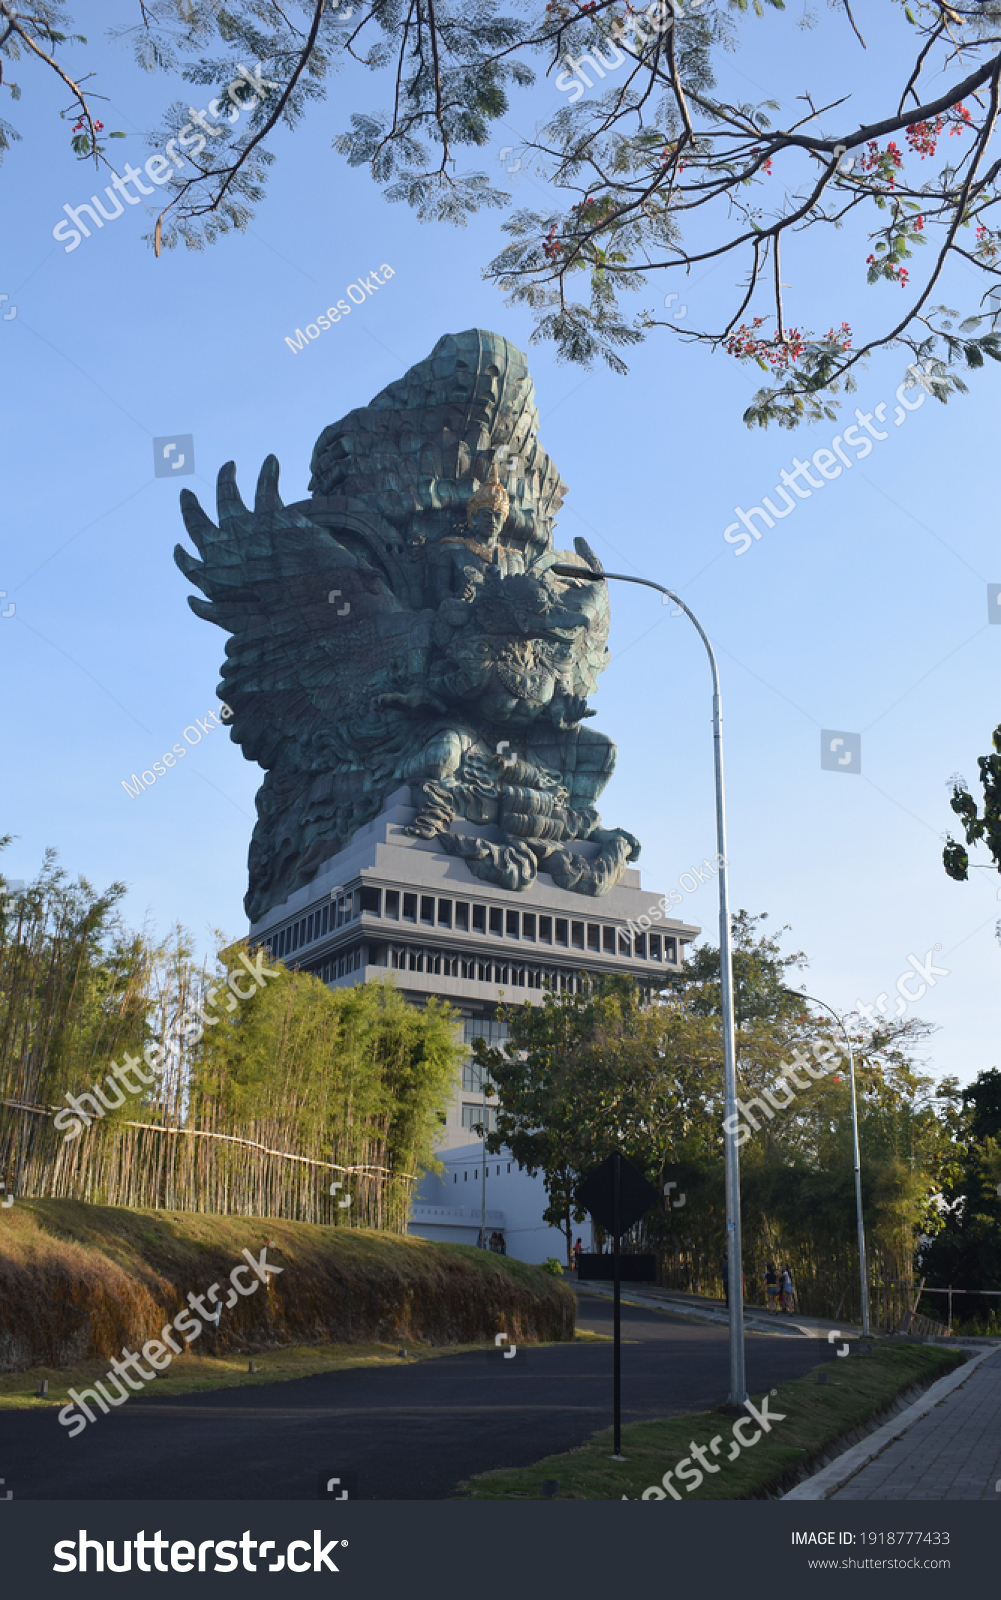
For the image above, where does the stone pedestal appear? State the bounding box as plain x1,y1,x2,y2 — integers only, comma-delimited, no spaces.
249,786,700,1152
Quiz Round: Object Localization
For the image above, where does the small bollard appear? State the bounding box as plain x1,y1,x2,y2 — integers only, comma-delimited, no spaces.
248,1360,259,1374
541,1479,559,1499
398,1349,408,1358
36,1379,48,1398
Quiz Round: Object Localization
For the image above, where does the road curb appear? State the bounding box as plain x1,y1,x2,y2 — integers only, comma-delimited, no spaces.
574,1282,829,1339
782,1345,997,1500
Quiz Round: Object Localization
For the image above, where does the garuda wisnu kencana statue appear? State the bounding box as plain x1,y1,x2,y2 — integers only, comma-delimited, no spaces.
174,329,640,922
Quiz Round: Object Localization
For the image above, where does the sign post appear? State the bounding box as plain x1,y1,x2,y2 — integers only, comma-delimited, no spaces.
576,1153,660,1459
613,1153,621,1457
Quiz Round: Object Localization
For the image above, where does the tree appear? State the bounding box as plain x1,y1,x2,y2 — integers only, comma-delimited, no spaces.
9,0,1001,423
472,973,724,1262
0,840,461,1224
919,1068,1001,1327
474,975,644,1264
943,721,1001,884
474,912,963,1318
669,908,807,1026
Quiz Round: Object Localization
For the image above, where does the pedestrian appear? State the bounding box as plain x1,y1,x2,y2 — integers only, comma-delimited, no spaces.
780,1262,795,1313
573,1236,583,1271
765,1261,779,1313
498,1233,506,1256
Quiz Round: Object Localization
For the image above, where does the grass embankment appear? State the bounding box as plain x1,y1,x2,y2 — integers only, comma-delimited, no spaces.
0,1199,576,1406
460,1342,964,1500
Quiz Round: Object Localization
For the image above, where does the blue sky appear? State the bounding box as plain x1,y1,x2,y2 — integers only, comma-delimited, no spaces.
1,5,998,1085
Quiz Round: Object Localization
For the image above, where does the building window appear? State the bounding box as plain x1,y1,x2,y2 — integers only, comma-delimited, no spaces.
454,1173,457,1183
403,893,417,922
462,1105,498,1133
507,1163,511,1173
665,936,677,963
420,895,435,925
462,1059,493,1093
464,1018,509,1047
438,898,452,927
603,926,615,954
634,933,647,958
489,907,503,936
650,933,662,960
473,904,486,934
572,921,585,950
455,901,469,931
586,924,600,952
555,919,568,947
618,929,631,955
359,886,381,914
385,890,400,920
505,909,519,938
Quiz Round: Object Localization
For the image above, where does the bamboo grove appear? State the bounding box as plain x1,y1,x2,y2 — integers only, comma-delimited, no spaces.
0,845,462,1230
474,913,973,1332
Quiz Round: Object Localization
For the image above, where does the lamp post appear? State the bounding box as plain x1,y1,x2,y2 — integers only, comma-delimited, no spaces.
552,561,746,1406
786,987,871,1337
479,1075,488,1248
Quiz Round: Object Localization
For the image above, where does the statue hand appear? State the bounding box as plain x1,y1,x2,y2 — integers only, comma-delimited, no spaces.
550,693,596,728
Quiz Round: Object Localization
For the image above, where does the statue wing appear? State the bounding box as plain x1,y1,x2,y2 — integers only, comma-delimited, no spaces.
173,456,420,769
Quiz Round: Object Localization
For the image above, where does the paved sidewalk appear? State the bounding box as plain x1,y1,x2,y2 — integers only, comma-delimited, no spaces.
829,1350,1001,1501
570,1277,855,1340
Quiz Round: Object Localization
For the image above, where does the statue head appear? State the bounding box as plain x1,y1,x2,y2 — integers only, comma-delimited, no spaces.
467,478,510,544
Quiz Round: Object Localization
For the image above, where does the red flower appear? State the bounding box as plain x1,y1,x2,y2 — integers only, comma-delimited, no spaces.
543,223,565,262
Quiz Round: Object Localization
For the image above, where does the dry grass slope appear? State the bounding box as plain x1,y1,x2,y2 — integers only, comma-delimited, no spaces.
0,1200,575,1371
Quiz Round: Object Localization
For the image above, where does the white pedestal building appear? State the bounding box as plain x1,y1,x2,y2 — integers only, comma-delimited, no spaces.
249,787,700,1261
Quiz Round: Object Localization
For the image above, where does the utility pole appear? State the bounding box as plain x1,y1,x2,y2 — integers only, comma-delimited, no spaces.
553,561,745,1405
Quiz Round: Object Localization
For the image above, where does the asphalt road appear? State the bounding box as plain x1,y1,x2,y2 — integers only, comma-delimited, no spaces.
4,1296,836,1500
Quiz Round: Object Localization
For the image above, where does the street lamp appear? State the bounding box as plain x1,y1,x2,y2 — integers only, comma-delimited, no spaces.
552,562,746,1406
480,1075,488,1249
785,987,871,1337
